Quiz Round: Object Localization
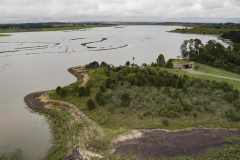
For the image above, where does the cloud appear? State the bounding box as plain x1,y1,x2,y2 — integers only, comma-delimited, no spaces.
0,0,240,23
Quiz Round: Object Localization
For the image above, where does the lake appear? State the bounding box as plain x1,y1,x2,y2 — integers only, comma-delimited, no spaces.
0,25,229,159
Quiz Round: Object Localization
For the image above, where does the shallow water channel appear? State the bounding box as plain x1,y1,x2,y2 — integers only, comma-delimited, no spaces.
0,25,229,159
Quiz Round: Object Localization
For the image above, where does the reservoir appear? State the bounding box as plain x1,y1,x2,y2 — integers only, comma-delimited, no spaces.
0,25,229,159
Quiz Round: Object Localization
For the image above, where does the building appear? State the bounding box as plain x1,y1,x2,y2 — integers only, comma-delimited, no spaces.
183,61,194,69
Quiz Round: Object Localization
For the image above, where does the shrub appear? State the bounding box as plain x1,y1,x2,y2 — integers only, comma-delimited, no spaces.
224,92,234,103
168,110,176,118
183,104,193,112
79,87,86,97
225,109,240,122
233,89,240,100
193,112,198,118
87,99,96,110
79,86,91,97
234,101,240,110
162,119,169,126
56,86,62,94
194,66,200,70
95,92,106,105
60,88,66,98
165,59,173,68
121,93,131,107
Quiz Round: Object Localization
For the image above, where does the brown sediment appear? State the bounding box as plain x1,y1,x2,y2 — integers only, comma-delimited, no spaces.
114,128,240,159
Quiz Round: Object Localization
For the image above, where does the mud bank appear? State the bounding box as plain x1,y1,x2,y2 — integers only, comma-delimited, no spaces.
114,128,240,159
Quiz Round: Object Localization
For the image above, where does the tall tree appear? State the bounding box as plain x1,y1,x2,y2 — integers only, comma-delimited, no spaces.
156,54,165,66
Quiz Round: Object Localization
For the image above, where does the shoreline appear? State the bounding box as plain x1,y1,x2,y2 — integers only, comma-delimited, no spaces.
24,67,86,160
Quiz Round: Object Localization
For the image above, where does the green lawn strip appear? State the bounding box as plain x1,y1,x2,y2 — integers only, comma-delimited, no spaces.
169,28,240,35
172,60,240,90
0,25,114,33
0,34,11,36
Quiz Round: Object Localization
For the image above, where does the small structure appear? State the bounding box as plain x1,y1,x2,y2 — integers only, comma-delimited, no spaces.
183,61,194,69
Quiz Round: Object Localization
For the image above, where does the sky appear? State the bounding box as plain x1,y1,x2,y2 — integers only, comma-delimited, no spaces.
1,0,240,23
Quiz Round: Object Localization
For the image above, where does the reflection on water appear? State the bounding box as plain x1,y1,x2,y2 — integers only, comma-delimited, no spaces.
0,25,229,160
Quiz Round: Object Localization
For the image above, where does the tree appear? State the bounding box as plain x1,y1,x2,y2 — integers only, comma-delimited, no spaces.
142,63,147,68
79,87,86,97
100,61,107,68
56,86,62,94
156,54,165,66
87,99,96,110
121,93,131,107
133,57,135,64
233,89,240,100
95,92,106,105
60,88,66,98
125,61,130,67
165,59,173,68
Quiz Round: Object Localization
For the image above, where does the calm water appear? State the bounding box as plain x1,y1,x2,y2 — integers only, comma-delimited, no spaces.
0,25,229,159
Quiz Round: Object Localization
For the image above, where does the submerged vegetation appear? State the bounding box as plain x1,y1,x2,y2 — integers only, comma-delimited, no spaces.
0,149,24,160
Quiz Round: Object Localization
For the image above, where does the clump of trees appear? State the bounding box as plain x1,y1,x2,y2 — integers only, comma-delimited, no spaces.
181,39,240,74
56,86,66,98
78,86,91,97
222,31,240,43
85,61,110,69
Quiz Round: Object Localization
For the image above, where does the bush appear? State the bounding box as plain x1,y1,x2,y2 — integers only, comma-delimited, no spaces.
60,88,66,98
100,85,106,92
121,93,131,107
193,112,198,118
79,86,91,97
165,59,173,68
87,99,96,110
194,66,200,70
183,104,193,112
162,119,169,126
225,109,240,121
56,86,62,94
224,92,234,103
95,92,106,105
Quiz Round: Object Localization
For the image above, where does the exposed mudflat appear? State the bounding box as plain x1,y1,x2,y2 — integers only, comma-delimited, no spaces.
114,129,240,159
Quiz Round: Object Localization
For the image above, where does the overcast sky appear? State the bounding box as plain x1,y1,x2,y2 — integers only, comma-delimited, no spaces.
1,0,240,23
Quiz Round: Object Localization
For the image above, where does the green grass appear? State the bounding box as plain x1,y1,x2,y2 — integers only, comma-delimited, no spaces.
169,28,240,35
0,34,10,37
172,59,240,90
50,67,240,132
0,25,114,33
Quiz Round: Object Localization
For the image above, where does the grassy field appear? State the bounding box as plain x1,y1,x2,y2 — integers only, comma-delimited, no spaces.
44,64,240,159
173,59,240,90
169,28,240,35
0,25,114,33
50,66,240,132
0,34,11,36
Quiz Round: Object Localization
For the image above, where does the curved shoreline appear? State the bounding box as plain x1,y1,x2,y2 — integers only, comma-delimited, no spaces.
24,66,98,160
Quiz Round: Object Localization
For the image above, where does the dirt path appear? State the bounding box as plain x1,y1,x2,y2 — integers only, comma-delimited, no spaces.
173,62,240,81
